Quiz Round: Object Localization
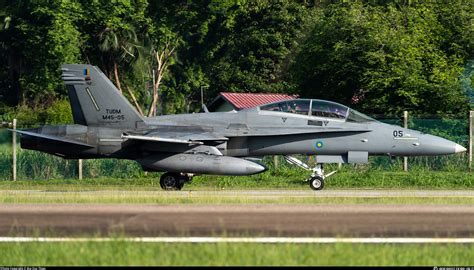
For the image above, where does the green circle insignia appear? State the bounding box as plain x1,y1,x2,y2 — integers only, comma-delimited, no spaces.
315,141,324,149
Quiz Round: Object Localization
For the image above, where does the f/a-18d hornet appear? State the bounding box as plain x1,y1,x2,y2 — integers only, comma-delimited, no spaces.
14,64,466,190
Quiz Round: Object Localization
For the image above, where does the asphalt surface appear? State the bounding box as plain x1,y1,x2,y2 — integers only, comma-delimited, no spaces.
1,203,473,237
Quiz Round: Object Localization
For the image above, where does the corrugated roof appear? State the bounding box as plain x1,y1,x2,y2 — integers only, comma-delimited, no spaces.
219,92,298,110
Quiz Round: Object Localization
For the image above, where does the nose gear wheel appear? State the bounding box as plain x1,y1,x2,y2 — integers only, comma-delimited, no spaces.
283,155,336,191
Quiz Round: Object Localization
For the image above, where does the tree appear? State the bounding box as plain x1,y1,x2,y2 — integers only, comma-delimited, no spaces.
77,0,151,115
146,0,312,113
290,2,469,116
0,0,471,117
147,37,179,116
0,0,83,107
98,27,139,93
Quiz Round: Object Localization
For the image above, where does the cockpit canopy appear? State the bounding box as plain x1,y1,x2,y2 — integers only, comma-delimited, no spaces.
259,99,375,122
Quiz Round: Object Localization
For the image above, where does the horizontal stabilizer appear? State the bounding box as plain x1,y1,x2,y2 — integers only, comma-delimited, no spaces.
10,129,94,148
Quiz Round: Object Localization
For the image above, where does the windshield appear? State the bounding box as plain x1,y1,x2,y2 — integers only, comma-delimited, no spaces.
310,100,348,119
259,99,375,122
260,100,310,115
346,109,375,122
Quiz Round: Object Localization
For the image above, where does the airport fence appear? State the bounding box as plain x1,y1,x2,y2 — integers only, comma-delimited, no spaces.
0,112,472,181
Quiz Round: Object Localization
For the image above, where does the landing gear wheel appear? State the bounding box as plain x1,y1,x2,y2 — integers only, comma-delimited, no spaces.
177,175,189,190
283,156,335,191
160,173,182,191
309,176,324,191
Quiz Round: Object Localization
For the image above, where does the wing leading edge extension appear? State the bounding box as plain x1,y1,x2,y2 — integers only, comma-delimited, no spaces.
217,127,372,137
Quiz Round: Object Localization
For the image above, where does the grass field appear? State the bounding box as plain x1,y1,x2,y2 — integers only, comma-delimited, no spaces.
0,241,472,266
1,190,474,204
1,170,474,190
1,169,473,205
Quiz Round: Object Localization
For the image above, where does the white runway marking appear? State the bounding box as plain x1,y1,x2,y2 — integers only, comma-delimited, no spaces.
1,237,473,244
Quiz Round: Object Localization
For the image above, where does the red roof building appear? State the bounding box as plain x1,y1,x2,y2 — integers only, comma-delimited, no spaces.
207,92,298,112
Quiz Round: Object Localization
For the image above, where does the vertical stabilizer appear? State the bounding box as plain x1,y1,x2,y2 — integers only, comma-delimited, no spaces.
61,64,144,129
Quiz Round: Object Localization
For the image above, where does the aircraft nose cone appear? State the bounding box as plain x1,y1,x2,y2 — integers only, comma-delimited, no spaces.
419,135,466,155
454,143,467,154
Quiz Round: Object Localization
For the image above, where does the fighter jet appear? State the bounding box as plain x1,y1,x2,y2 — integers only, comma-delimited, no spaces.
14,64,467,190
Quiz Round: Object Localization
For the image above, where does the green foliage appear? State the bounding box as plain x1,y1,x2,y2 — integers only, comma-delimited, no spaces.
0,99,73,126
202,0,310,95
8,0,82,103
78,0,150,80
290,2,472,115
1,105,41,127
0,1,472,119
146,0,312,112
44,99,73,124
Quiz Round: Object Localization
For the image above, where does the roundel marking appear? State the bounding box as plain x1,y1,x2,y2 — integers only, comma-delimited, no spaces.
315,141,324,149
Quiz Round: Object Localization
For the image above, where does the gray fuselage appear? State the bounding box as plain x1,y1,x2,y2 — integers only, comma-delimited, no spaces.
22,106,463,163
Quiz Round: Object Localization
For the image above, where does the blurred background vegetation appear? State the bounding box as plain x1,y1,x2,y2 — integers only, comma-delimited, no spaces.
0,1,473,184
0,0,472,122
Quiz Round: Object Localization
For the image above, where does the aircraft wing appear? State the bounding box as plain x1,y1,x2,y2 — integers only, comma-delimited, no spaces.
122,131,229,145
122,133,204,145
121,131,226,156
10,129,94,148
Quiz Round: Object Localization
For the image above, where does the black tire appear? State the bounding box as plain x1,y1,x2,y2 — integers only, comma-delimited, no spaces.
176,175,189,191
309,176,325,191
160,172,180,190
175,182,184,190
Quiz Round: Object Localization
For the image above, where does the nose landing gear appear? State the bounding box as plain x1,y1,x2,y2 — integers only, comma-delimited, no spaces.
283,155,337,190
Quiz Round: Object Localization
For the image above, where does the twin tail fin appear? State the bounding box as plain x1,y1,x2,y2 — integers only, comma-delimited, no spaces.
61,64,144,130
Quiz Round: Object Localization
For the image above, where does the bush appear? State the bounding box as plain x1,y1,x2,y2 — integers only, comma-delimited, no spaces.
0,99,73,127
44,99,73,124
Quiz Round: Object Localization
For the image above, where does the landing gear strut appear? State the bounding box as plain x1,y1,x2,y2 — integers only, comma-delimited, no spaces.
160,172,192,191
283,156,337,191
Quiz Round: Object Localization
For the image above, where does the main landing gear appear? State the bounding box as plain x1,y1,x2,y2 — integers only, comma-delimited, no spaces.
283,156,337,191
160,172,193,191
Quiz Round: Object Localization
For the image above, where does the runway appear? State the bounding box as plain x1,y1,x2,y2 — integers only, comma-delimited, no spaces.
1,204,473,237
